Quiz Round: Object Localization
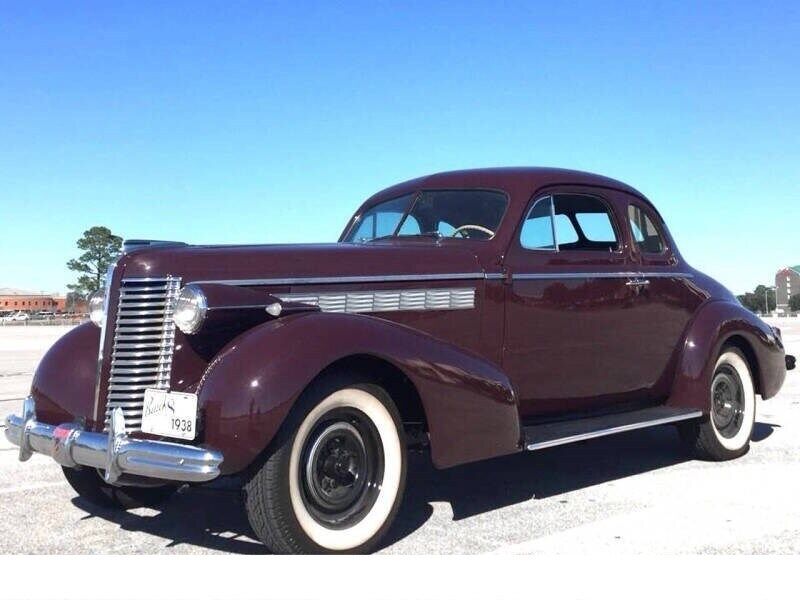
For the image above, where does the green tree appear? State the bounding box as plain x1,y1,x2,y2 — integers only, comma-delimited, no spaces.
66,226,122,296
737,284,776,314
790,294,800,312
737,292,757,312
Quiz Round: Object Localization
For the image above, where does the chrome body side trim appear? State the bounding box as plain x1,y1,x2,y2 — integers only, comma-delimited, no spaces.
525,410,702,451
512,271,694,281
188,271,692,287
277,287,476,313
189,273,486,286
639,272,695,278
5,398,222,484
206,304,278,311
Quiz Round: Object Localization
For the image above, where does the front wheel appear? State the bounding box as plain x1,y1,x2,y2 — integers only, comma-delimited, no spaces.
245,377,407,554
679,347,756,461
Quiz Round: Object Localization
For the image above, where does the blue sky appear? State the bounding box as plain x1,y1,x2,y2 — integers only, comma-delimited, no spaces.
1,1,798,294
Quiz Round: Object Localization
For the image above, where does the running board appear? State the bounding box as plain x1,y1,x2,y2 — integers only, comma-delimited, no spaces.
523,406,702,451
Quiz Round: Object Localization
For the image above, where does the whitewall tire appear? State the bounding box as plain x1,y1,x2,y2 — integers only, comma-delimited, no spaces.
680,347,756,460
245,375,407,554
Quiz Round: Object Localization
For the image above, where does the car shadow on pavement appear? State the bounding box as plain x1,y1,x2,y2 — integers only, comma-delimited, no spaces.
69,420,779,554
72,487,268,554
381,420,779,549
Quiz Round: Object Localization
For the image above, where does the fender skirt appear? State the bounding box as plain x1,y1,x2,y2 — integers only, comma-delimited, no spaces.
196,312,520,474
667,300,787,412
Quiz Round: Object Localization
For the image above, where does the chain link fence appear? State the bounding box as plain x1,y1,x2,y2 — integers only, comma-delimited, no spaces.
0,315,88,326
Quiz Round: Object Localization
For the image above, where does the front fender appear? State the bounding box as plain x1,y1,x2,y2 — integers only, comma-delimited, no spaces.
197,312,519,474
30,322,101,428
667,300,786,411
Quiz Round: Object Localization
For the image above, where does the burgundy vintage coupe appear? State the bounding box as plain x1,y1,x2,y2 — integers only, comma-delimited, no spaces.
7,168,794,553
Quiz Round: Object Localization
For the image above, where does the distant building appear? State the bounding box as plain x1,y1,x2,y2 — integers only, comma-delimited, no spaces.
775,266,800,312
0,287,71,312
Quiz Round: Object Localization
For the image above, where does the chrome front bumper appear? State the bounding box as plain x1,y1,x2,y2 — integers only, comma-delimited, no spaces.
4,397,223,484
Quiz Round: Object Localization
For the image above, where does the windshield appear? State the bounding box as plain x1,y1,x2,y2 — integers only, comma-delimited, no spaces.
344,189,508,243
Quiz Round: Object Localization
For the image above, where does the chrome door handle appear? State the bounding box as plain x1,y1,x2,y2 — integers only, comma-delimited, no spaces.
626,278,650,287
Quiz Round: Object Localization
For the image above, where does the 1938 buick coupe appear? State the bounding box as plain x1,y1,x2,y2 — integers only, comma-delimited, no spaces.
6,168,795,554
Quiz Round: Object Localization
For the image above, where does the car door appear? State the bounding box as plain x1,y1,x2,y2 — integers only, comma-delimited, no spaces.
502,187,650,418
616,193,705,399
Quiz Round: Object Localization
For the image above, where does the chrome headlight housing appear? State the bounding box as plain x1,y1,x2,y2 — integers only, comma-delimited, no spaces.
173,284,208,334
88,289,106,327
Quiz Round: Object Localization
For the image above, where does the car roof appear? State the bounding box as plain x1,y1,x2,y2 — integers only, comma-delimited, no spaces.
360,167,647,211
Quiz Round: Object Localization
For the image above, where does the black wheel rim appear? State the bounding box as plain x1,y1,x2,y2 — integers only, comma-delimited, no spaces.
711,364,745,438
299,407,384,529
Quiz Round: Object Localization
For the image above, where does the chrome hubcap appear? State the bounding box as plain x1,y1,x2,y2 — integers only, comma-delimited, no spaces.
711,365,744,438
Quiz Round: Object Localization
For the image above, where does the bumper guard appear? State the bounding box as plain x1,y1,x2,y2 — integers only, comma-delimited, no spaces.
4,397,223,484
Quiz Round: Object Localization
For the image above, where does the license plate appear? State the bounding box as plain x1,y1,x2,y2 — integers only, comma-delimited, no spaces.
141,389,198,440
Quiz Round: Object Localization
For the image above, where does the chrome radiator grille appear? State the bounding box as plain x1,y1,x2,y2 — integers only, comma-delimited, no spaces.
104,277,181,432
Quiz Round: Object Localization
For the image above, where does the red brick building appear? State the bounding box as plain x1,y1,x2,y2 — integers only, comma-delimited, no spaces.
0,288,65,312
775,266,800,313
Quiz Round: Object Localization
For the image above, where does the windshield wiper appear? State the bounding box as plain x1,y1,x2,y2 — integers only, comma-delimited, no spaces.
363,231,443,243
362,234,396,243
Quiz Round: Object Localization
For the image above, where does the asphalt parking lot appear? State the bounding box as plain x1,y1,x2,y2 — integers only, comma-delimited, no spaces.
1,321,798,554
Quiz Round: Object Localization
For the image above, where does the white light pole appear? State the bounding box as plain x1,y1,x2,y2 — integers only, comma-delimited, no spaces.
764,286,776,316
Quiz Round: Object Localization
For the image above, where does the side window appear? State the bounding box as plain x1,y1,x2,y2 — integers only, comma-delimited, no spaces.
520,193,621,252
437,221,456,236
553,195,619,251
520,196,556,250
347,194,414,241
628,205,665,253
576,213,616,242
554,214,579,244
397,215,421,235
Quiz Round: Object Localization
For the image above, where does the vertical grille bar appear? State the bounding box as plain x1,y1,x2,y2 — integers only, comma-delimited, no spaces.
104,277,181,432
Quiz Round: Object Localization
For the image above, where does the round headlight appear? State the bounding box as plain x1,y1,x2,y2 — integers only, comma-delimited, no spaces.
89,289,106,327
173,284,207,334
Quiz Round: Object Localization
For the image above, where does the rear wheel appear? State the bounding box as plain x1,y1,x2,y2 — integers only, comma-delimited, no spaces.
244,375,406,554
680,347,756,460
62,466,177,509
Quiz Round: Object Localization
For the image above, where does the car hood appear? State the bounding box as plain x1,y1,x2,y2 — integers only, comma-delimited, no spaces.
117,242,485,287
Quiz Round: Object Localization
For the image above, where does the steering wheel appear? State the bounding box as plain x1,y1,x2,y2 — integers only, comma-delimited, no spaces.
450,224,495,238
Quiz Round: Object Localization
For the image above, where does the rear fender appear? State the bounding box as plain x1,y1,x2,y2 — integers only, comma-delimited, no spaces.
667,300,786,411
196,312,519,474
